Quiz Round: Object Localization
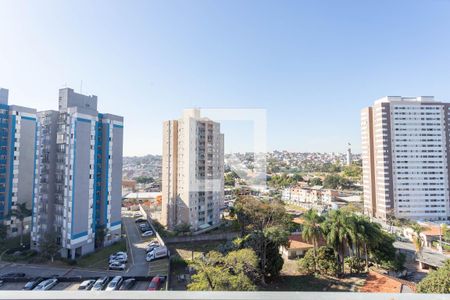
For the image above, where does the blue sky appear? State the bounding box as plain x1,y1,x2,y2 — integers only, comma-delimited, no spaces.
1,0,450,156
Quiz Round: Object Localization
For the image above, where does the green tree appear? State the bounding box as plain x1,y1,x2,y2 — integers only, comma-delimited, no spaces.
298,246,339,276
233,196,290,282
369,230,404,271
9,203,32,246
321,210,353,276
188,249,259,291
0,224,7,240
443,224,450,243
301,209,323,273
417,260,450,293
308,177,323,186
39,231,61,262
342,164,362,179
224,171,239,187
95,226,106,248
174,223,191,235
411,223,426,259
323,174,352,190
134,176,154,184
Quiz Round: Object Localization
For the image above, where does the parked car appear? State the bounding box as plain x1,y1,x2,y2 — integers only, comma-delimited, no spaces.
1,272,26,278
142,230,154,237
91,277,109,291
135,218,147,223
139,227,151,233
119,278,136,290
78,279,96,291
146,246,169,262
109,252,128,261
33,278,58,291
109,261,126,271
22,277,44,290
109,253,128,264
109,256,127,264
148,240,159,246
146,244,160,253
105,276,123,291
147,276,162,291
133,212,143,218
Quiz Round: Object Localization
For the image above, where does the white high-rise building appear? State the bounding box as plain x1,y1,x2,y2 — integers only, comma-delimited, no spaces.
161,109,224,231
361,96,450,221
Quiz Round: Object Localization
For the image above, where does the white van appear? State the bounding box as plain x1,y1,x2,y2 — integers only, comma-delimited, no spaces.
146,246,169,262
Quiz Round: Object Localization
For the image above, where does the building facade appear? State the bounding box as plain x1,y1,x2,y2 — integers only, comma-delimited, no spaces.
161,109,224,231
361,96,450,221
282,186,338,205
31,88,123,259
0,88,37,238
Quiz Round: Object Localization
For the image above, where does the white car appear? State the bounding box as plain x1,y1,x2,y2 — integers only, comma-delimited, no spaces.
142,230,154,237
109,252,128,263
148,240,159,246
109,255,127,264
146,246,169,262
78,279,96,290
105,276,123,291
33,278,58,291
133,212,143,218
109,261,126,271
91,277,109,291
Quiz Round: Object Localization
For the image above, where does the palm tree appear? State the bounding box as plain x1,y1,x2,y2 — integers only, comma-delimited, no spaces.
353,215,382,272
321,210,353,276
301,209,323,272
9,203,32,246
411,223,426,259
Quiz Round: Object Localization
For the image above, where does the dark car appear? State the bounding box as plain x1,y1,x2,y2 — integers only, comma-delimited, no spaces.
1,273,26,278
135,218,147,223
22,277,44,290
119,278,136,290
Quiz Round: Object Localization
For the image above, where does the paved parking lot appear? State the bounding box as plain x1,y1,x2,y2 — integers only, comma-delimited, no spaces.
0,211,169,291
0,278,162,291
122,211,169,277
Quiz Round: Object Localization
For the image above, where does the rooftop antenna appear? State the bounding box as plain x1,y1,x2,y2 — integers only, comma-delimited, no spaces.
80,80,83,94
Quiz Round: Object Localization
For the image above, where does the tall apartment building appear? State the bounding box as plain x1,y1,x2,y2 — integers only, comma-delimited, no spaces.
361,96,450,222
31,88,123,259
0,88,37,238
161,109,224,231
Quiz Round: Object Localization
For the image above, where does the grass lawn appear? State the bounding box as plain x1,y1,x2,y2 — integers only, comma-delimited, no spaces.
168,240,224,261
75,239,127,269
266,274,365,292
168,240,226,290
265,274,333,291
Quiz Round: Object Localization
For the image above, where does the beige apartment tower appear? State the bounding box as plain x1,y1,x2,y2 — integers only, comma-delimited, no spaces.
161,109,224,231
361,96,450,222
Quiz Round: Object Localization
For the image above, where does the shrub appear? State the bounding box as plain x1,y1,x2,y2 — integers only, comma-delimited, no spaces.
345,257,365,273
298,246,339,277
417,260,450,293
